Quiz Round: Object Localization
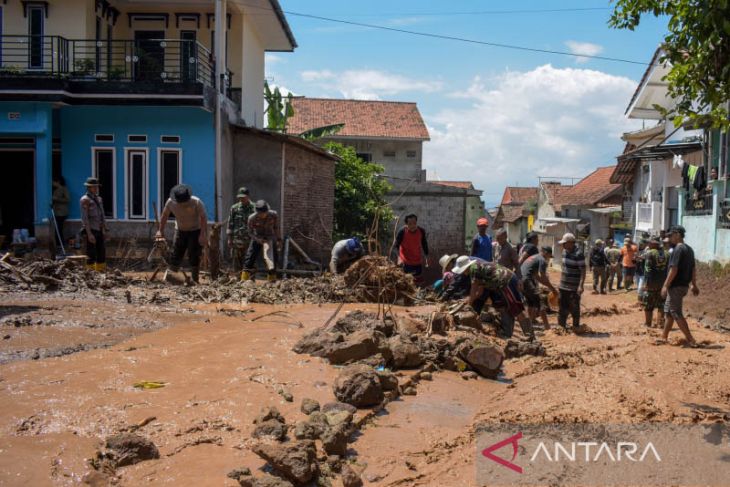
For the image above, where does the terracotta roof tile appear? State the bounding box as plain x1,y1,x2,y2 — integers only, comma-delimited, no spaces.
560,166,622,207
287,97,430,140
432,181,474,189
501,204,527,223
501,186,538,205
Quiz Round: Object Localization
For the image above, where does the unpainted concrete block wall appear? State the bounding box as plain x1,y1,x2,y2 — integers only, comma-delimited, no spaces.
390,194,468,260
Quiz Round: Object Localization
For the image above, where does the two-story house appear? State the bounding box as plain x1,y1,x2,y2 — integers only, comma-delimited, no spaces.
0,0,309,250
609,47,728,262
287,97,485,260
610,48,703,242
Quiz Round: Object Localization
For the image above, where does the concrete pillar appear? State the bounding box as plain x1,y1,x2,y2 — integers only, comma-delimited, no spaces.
34,122,53,244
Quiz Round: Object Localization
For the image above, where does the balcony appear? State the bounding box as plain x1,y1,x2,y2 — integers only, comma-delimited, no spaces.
0,35,227,107
684,190,714,217
635,201,663,232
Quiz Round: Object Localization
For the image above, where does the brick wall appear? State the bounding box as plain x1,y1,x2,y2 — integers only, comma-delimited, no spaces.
283,143,335,264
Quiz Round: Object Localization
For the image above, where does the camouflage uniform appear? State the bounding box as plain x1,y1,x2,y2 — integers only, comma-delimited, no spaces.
227,200,255,272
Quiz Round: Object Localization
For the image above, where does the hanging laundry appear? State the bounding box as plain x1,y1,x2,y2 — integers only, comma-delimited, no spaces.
693,166,706,192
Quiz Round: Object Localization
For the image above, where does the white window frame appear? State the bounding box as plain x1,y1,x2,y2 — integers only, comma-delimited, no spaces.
27,4,46,70
127,134,148,143
160,135,181,144
156,147,182,212
94,133,114,143
90,146,117,220
124,147,149,220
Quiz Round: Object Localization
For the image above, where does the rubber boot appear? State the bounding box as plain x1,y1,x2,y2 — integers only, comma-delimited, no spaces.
95,262,106,273
267,272,276,283
191,267,199,284
86,263,96,271
240,271,251,281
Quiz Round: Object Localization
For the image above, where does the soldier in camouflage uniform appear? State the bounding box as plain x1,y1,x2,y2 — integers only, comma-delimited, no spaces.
452,258,537,341
227,187,256,278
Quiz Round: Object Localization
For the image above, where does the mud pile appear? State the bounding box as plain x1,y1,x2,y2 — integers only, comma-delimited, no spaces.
343,256,417,305
0,258,132,291
174,275,350,305
293,310,512,379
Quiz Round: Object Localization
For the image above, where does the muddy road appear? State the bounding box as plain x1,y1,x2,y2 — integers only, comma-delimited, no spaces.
1,281,729,486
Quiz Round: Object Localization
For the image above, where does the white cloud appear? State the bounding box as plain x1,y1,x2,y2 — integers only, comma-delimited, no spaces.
299,69,443,100
423,64,641,207
265,54,285,65
565,41,604,64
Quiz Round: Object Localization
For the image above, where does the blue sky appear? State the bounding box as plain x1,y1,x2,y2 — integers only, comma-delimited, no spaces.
266,1,668,206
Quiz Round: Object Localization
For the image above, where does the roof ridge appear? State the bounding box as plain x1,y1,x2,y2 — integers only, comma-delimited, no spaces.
291,96,418,105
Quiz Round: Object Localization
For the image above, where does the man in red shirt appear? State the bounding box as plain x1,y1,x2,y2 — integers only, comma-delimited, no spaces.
390,214,430,281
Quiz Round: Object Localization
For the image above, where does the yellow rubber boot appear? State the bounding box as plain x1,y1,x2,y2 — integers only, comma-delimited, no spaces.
86,263,96,271
267,272,277,283
95,262,107,272
240,271,251,281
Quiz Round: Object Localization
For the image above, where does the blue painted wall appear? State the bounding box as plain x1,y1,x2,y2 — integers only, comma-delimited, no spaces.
0,102,53,225
60,106,215,220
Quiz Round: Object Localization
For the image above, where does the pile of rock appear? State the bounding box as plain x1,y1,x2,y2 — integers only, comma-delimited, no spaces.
293,310,507,379
229,403,364,487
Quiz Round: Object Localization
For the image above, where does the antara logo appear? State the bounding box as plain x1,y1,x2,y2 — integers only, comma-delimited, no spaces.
482,432,523,474
482,432,663,473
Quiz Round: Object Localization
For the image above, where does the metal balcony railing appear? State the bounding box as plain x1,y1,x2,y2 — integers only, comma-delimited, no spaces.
684,191,714,216
0,35,218,88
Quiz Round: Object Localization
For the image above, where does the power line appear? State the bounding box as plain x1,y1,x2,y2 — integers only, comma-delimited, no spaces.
282,7,612,17
238,3,650,66
284,11,650,65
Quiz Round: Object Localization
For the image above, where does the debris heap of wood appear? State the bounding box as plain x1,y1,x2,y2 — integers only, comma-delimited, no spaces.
0,257,131,291
343,256,417,305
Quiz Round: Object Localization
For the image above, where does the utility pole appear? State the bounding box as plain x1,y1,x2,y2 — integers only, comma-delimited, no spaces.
214,0,226,223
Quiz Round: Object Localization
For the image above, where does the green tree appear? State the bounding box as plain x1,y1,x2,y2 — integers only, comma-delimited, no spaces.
264,80,294,132
609,0,730,129
325,142,394,246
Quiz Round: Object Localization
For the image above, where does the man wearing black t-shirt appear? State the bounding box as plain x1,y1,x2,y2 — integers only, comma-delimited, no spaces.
659,225,699,347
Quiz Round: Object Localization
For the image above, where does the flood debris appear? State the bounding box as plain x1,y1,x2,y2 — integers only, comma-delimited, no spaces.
0,258,131,291
293,310,511,380
91,433,159,472
343,256,417,304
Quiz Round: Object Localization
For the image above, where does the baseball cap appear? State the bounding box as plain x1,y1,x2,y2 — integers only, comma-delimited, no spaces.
558,233,576,244
255,200,269,212
236,187,250,198
595,239,604,245
668,225,686,237
541,245,553,255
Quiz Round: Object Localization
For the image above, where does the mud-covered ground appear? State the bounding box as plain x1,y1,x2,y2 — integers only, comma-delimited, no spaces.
1,271,729,486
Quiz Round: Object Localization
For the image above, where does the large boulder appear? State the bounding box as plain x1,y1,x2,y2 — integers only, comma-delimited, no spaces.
324,329,382,365
252,440,318,485
464,345,504,379
322,422,350,456
333,364,384,408
227,468,295,487
386,336,424,368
